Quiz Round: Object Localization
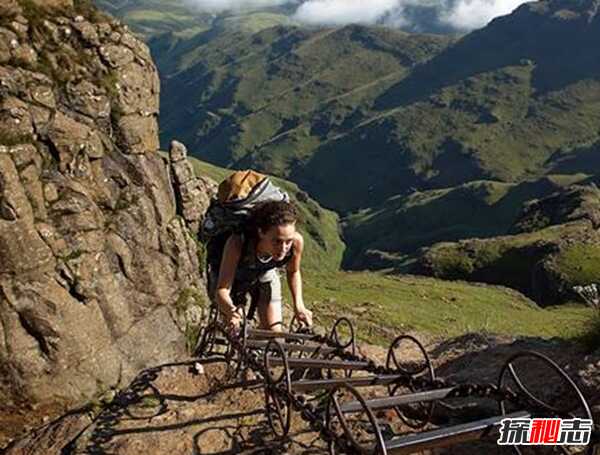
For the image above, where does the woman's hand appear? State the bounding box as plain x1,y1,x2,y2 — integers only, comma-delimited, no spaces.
219,301,243,334
228,310,243,334
294,306,313,327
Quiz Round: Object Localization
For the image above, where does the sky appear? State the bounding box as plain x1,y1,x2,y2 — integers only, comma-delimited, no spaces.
185,0,531,31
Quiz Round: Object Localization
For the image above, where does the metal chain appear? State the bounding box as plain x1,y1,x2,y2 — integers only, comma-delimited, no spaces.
213,322,551,450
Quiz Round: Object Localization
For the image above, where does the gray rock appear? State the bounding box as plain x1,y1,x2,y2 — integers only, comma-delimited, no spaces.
0,28,18,63
114,62,159,116
11,42,37,66
99,44,134,68
172,160,195,186
0,1,207,437
0,0,21,17
66,80,110,119
30,84,56,109
47,112,105,171
0,96,34,138
167,146,217,235
29,0,73,8
73,20,99,46
169,140,188,162
8,20,28,39
116,114,159,155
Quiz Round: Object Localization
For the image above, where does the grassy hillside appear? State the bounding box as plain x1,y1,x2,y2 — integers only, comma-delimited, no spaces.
94,0,294,40
94,0,213,38
157,24,453,185
342,174,591,269
296,270,594,345
185,157,594,343
418,183,600,307
144,0,600,217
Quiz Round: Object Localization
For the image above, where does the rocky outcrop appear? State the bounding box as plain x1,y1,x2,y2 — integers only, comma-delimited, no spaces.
512,184,600,234
0,0,209,439
168,140,216,234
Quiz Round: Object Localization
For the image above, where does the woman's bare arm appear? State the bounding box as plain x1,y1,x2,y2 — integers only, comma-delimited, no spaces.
286,233,312,325
215,234,242,322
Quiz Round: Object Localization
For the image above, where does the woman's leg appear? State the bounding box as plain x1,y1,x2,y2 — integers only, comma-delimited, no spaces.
255,269,283,332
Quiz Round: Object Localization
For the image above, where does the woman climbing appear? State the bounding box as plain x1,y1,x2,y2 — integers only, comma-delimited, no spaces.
209,199,313,332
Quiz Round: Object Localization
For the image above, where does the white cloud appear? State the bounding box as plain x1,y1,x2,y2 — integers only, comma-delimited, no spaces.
184,0,529,31
293,0,400,26
293,0,528,29
441,0,528,30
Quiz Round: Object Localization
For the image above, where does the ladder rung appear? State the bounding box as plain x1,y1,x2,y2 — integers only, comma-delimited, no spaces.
385,411,530,454
339,388,454,413
246,339,336,355
292,375,405,393
269,357,370,370
248,328,319,341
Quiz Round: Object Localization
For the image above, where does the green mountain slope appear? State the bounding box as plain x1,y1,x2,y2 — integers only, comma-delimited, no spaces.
417,183,600,306
157,24,453,182
342,174,591,269
94,0,294,40
151,0,600,216
94,0,214,38
186,158,594,341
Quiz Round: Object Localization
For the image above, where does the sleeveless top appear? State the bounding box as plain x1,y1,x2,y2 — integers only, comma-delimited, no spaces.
231,232,294,295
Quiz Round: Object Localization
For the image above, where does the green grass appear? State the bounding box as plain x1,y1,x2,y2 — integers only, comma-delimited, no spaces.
424,222,573,277
283,269,594,346
421,218,600,307
553,243,600,288
154,23,454,185
95,0,213,38
575,311,600,352
222,13,292,34
167,154,596,346
341,176,586,269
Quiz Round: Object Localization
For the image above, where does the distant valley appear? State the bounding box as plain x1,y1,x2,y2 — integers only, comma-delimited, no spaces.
96,0,600,305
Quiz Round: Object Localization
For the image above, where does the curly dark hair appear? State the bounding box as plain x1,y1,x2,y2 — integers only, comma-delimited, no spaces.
249,200,299,234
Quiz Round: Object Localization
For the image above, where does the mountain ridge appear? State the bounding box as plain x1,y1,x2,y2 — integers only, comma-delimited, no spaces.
141,0,600,216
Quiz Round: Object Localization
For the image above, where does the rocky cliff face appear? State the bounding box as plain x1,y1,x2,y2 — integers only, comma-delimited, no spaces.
0,0,209,426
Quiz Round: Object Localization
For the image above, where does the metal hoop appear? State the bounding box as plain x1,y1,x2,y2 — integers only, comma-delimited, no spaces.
386,335,436,429
498,351,593,419
328,317,356,352
498,351,595,455
326,383,387,455
386,335,433,377
264,340,292,438
325,318,357,379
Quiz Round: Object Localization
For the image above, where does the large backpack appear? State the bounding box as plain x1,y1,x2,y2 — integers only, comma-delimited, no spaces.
202,170,289,275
